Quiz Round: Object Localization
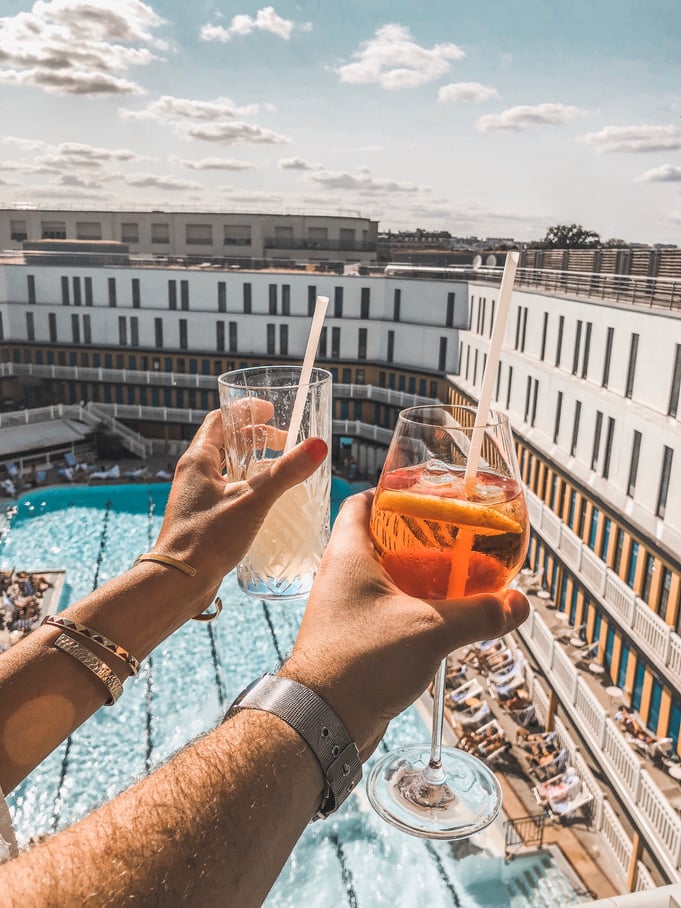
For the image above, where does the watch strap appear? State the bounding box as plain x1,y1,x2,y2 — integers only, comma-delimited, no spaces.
227,673,362,819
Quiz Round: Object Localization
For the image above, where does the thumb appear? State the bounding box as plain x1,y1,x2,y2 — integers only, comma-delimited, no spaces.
248,437,328,504
435,588,530,653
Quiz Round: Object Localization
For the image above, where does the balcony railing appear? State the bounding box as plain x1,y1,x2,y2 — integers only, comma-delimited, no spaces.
518,607,681,881
263,237,376,252
526,487,681,694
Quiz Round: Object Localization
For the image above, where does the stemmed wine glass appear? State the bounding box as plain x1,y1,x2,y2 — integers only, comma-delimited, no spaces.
366,405,529,839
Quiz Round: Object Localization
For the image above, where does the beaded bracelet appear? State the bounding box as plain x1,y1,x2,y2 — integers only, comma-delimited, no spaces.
53,633,124,705
132,552,223,622
42,616,141,676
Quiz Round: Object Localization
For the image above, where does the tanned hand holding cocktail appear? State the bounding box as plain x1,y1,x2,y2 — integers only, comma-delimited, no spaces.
366,253,528,839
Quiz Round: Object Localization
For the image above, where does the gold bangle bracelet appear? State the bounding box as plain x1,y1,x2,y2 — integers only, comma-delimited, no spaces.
133,553,197,577
53,633,124,705
42,616,141,676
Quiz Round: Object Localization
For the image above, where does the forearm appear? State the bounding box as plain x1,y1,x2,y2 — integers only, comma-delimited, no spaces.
1,710,323,908
0,561,211,792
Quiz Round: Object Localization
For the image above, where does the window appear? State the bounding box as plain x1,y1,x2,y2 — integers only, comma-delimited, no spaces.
555,315,564,367
121,222,139,244
216,322,225,352
130,317,139,347
591,411,603,470
331,327,341,359
438,337,447,371
334,287,343,318
445,292,455,328
269,284,277,314
514,308,522,350
266,323,275,355
76,221,101,240
118,316,127,346
387,330,395,363
599,517,611,560
10,219,27,241
339,228,355,249
27,275,36,305
360,287,370,319
613,528,624,573
224,224,251,246
473,349,479,384
602,416,615,479
658,568,672,620
553,391,563,443
524,376,532,422
151,223,170,244
154,318,163,348
657,446,673,518
393,289,401,321
307,285,316,316
61,276,70,306
572,321,582,374
41,220,66,239
358,328,367,360
282,285,290,316
48,313,57,342
319,327,327,358
108,277,117,308
570,401,581,456
539,312,548,361
530,379,539,427
625,333,639,398
243,283,252,314
581,322,592,379
25,312,35,341
218,282,226,312
505,366,513,410
668,344,681,417
132,278,141,309
589,507,600,550
464,345,471,381
280,324,288,356
342,367,352,383
186,224,212,245
180,280,189,311
84,277,93,307
627,430,641,497
495,359,502,401
520,307,528,352
642,553,655,603
229,321,237,353
168,281,177,310
179,319,188,351
602,327,614,387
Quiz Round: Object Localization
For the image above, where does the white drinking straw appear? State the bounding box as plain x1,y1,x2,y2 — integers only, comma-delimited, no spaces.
284,295,330,453
464,251,520,484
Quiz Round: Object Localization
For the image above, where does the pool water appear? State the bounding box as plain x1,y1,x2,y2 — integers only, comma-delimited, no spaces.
0,480,584,907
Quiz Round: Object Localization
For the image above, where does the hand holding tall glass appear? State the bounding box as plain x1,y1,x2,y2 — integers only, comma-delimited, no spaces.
366,405,528,839
218,365,332,601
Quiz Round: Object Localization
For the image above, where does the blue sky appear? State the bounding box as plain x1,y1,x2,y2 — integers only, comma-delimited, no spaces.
0,0,680,243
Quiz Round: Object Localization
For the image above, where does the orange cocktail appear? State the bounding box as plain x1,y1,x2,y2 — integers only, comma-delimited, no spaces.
370,463,528,601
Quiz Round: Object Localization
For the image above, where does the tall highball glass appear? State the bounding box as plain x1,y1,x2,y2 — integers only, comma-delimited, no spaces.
366,405,529,839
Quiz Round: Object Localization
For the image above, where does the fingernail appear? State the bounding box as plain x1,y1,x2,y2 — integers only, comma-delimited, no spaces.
301,437,328,462
508,592,530,624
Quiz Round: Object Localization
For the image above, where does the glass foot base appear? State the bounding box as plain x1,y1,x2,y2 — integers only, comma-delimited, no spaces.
366,744,502,840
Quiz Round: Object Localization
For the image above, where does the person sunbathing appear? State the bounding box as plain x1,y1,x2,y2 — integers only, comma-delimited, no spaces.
616,708,656,746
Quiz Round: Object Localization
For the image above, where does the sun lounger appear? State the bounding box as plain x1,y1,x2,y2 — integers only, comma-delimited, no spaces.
532,748,569,782
90,464,121,481
489,657,525,685
458,701,491,729
124,467,151,480
448,678,483,708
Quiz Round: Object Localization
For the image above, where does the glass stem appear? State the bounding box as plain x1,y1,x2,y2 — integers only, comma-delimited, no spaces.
423,656,448,785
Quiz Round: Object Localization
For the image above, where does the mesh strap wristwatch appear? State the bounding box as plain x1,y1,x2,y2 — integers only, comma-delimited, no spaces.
227,673,362,819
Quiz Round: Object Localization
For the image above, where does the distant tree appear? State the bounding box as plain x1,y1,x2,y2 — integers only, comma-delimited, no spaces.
539,224,601,248
604,237,628,247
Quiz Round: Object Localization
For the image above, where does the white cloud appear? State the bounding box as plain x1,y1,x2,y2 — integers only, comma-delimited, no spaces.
1,136,45,151
171,156,254,171
124,173,202,191
0,0,166,95
635,164,681,183
438,82,499,104
580,124,681,153
669,210,681,225
200,6,296,43
476,102,584,132
307,166,422,194
278,157,318,170
119,95,290,146
336,24,464,89
218,188,285,204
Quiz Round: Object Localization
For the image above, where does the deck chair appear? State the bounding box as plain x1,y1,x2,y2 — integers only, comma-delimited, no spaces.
448,678,483,708
458,701,491,729
533,748,569,782
5,462,19,478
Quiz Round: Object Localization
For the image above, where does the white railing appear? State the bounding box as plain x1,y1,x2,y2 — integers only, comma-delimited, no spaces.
518,608,681,881
634,861,657,892
526,488,681,692
540,509,562,547
600,800,635,880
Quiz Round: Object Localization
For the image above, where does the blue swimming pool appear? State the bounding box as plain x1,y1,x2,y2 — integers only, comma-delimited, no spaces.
0,481,584,907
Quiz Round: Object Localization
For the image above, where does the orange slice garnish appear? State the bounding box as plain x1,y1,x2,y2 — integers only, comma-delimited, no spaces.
378,489,522,535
